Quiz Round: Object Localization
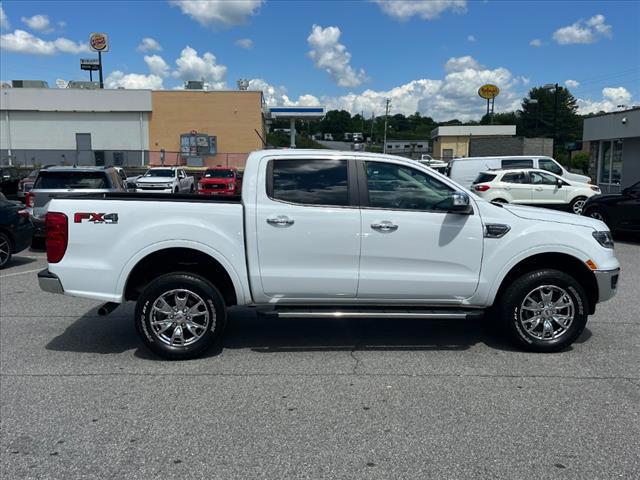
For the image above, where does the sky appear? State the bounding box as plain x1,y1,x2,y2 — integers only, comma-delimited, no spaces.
1,0,639,121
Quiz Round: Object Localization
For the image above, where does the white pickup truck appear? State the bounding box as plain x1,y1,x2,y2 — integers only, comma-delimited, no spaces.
135,167,194,193
38,150,620,359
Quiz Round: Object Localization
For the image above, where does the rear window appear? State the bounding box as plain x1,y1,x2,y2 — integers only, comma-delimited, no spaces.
502,159,534,168
473,173,497,184
204,169,235,179
34,171,108,189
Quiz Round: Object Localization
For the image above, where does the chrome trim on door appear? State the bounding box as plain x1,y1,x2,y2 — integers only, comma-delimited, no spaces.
267,216,295,227
371,221,398,233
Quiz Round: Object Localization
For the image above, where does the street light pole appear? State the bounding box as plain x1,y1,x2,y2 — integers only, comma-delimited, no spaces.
544,83,559,155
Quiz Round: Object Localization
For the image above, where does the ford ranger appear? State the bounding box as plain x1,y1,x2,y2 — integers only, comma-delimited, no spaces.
38,150,620,359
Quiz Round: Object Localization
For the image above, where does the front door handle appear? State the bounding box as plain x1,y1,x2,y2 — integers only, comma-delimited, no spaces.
371,221,398,233
267,215,295,227
535,187,543,191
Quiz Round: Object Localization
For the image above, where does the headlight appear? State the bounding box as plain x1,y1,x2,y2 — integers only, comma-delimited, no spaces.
592,231,614,249
590,186,600,192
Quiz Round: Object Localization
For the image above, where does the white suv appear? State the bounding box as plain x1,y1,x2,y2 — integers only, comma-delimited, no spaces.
472,168,601,214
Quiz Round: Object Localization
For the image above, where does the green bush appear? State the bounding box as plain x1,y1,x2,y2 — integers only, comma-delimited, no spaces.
570,152,590,174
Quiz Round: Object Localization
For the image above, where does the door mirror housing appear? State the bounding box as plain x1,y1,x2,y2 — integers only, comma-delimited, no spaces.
556,179,563,188
448,191,473,214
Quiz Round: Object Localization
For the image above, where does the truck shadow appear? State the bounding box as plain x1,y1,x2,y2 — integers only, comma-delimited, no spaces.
46,305,591,359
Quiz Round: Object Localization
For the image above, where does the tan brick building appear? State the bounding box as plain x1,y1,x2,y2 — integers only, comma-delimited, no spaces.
148,90,265,168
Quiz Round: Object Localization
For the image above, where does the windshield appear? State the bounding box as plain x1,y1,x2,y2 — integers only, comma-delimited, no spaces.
34,172,108,189
204,169,235,179
144,169,174,177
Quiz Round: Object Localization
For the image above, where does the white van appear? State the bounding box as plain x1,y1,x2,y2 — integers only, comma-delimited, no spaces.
447,156,590,188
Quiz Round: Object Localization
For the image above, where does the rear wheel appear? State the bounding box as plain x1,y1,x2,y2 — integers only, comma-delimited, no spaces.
0,232,12,269
135,272,227,360
497,269,588,352
570,196,587,215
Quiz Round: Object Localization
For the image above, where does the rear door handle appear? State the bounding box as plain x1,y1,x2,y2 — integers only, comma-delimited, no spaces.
371,221,398,233
267,215,295,227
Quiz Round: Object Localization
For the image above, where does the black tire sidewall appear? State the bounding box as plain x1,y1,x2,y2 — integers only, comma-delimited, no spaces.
135,273,226,359
499,269,588,352
0,232,12,268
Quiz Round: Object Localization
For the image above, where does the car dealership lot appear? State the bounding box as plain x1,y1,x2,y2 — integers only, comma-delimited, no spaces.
1,245,639,479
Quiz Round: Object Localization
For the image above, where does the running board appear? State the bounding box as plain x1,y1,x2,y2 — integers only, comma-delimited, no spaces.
274,310,476,320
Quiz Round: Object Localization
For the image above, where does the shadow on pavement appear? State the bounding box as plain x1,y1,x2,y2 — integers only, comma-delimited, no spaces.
45,305,591,359
4,256,38,269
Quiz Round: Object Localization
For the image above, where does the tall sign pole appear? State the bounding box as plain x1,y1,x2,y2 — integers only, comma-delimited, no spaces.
478,84,500,123
383,98,390,154
89,33,109,89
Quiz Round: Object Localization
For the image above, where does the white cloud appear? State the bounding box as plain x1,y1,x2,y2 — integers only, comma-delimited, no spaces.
248,78,321,106
0,29,89,55
1,6,10,30
553,14,612,45
137,37,162,52
172,46,227,88
307,24,367,88
105,71,164,90
529,38,542,47
235,37,253,49
467,35,476,42
565,79,580,88
145,54,170,77
170,0,263,27
577,87,633,114
21,14,50,32
374,0,467,21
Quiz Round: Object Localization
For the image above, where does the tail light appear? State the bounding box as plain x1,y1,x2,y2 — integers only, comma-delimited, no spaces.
474,184,491,192
45,212,68,263
25,191,35,208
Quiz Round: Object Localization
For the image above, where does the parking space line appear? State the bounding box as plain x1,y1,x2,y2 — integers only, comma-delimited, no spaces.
0,268,43,278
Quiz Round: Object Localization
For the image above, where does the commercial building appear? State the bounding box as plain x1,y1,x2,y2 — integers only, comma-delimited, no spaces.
1,86,267,168
431,125,517,160
384,140,430,158
149,90,265,167
583,107,640,193
1,88,151,166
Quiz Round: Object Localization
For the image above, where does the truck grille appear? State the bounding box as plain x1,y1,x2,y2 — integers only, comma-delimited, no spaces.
204,184,226,190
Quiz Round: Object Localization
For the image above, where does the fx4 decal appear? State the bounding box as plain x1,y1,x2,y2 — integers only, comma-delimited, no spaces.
74,212,119,224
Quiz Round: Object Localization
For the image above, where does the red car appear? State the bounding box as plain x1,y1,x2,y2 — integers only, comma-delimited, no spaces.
197,167,243,196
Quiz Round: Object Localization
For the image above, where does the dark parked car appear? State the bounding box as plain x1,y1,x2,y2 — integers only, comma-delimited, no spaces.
0,192,33,268
582,180,640,234
0,167,24,198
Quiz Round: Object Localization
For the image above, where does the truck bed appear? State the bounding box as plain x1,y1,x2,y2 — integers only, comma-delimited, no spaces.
56,191,243,203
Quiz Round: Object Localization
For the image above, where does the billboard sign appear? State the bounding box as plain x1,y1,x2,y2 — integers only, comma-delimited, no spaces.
89,33,109,52
478,84,500,100
80,58,100,71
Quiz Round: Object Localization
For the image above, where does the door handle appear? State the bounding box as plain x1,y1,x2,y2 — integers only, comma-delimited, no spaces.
371,221,398,233
535,187,543,191
267,216,295,227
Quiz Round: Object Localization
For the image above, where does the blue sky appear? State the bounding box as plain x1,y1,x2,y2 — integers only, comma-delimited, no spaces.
1,0,639,120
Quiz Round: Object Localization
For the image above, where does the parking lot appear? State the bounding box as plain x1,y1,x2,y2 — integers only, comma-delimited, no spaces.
1,243,639,479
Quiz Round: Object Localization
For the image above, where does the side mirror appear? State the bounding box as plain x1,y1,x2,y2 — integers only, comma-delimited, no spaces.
448,191,473,214
556,179,563,188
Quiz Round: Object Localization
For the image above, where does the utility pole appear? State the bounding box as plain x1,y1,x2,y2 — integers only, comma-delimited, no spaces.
383,98,390,154
369,112,375,144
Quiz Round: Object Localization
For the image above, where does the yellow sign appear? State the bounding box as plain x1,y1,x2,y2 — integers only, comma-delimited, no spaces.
478,84,500,100
89,33,109,52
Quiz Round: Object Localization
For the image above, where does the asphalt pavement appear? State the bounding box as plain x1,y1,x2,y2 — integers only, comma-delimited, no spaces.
1,243,639,479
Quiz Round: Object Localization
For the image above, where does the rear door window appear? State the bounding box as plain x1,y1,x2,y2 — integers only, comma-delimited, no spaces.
528,171,558,185
502,159,533,168
268,159,350,206
34,172,108,189
473,173,496,184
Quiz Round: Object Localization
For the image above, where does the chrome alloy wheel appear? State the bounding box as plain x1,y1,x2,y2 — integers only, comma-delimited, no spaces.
150,289,212,347
0,235,9,267
572,199,586,215
519,285,575,341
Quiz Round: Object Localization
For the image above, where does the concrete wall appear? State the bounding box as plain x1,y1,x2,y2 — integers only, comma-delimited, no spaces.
468,137,553,157
149,91,264,167
0,88,152,112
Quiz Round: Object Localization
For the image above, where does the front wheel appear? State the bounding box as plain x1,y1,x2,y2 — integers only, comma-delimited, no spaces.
585,207,608,224
0,232,12,269
570,196,587,215
497,269,588,352
135,273,227,360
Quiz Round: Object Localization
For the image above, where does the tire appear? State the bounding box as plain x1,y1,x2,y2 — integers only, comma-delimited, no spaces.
135,272,227,360
570,196,587,215
497,269,588,352
190,184,194,193
0,232,12,269
585,207,608,225
174,186,179,194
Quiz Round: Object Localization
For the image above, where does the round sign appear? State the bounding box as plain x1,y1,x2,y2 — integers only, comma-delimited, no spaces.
89,33,109,52
478,84,500,100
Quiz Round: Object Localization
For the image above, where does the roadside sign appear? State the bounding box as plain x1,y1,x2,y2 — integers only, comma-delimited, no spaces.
89,33,109,52
80,58,100,71
478,84,500,100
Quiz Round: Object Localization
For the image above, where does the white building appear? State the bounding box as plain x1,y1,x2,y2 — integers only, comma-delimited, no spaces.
1,88,151,166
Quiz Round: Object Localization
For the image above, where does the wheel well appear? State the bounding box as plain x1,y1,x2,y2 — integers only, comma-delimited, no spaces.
124,247,237,306
495,253,598,314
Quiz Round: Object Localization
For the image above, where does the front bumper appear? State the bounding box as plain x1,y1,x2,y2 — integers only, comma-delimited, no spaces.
136,188,173,193
38,269,64,294
594,268,620,303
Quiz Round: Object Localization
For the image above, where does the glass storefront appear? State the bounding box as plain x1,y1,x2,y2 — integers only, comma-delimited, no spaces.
596,139,624,193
